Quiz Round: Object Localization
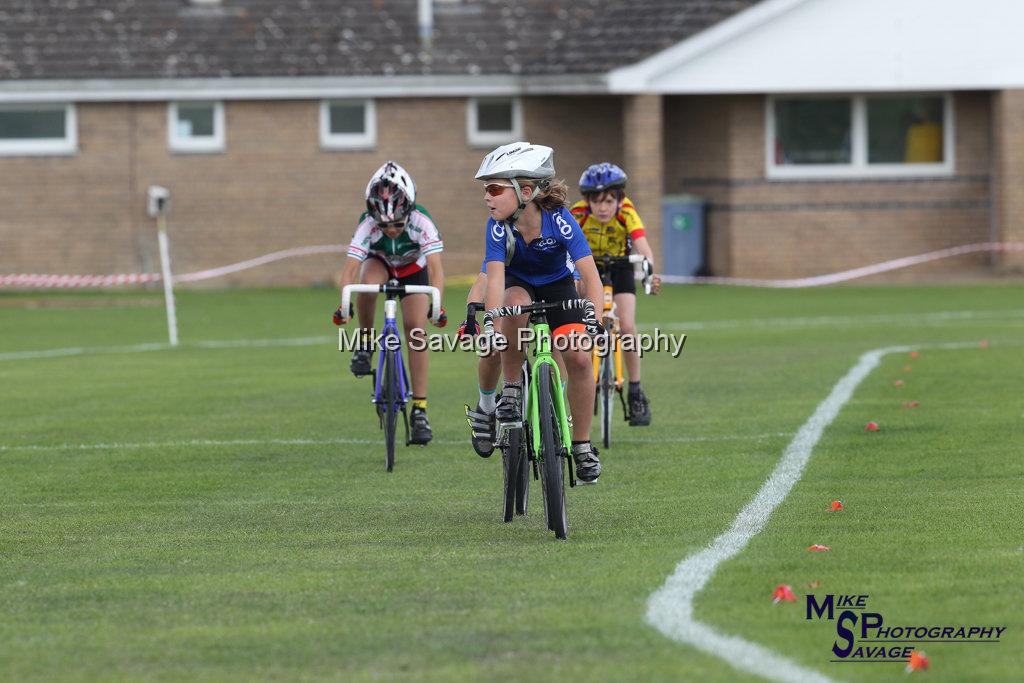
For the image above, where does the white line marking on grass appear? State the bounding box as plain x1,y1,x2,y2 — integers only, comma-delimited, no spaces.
0,432,793,453
645,340,991,681
0,342,172,361
0,336,334,361
646,345,919,683
646,307,1024,332
4,308,1020,362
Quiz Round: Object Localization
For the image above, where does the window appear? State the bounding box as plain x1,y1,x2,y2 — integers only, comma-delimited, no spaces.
773,99,851,165
0,104,77,156
320,100,376,150
867,96,945,164
467,98,522,146
168,101,225,153
767,94,953,178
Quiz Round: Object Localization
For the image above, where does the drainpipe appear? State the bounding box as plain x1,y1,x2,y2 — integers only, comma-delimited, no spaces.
418,0,433,49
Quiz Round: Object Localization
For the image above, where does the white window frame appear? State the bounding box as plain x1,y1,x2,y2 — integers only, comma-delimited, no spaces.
168,101,225,153
320,99,376,150
766,93,954,179
0,103,77,156
467,97,523,147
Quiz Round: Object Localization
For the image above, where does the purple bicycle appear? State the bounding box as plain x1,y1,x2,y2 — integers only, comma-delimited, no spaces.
341,282,441,472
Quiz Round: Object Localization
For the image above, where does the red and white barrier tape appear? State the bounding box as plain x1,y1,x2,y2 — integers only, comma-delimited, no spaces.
659,242,1024,288
0,272,162,288
0,244,346,288
2,242,1022,290
173,244,346,283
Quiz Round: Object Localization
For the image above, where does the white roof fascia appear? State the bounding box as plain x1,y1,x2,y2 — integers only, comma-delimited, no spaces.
0,73,607,103
609,0,1024,94
608,0,812,93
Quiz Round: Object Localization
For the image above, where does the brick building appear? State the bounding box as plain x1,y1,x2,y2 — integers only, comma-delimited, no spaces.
1,0,1022,285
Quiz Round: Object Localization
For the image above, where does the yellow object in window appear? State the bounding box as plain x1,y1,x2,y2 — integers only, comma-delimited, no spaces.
904,122,943,163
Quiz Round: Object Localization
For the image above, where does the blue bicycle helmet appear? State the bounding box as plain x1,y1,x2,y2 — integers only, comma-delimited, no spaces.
579,162,627,194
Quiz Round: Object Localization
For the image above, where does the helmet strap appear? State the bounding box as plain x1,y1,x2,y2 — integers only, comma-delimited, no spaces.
508,178,547,223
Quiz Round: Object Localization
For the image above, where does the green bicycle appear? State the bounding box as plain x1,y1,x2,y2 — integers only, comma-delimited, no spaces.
486,298,596,540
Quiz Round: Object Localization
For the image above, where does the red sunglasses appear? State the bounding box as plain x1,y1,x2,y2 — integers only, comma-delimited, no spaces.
484,183,515,197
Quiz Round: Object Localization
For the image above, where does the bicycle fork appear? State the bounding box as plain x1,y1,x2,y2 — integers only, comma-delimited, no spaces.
530,357,576,489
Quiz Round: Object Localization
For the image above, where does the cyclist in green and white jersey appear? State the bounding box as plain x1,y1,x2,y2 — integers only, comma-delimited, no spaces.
333,161,447,444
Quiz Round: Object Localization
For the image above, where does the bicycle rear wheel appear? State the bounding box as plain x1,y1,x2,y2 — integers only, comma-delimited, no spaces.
537,363,568,540
382,348,399,472
599,349,614,450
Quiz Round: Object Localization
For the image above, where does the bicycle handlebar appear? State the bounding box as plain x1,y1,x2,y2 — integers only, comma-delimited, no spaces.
593,254,654,295
341,283,442,324
485,298,595,320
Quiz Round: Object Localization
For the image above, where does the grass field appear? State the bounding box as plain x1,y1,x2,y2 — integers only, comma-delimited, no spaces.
1,283,1022,682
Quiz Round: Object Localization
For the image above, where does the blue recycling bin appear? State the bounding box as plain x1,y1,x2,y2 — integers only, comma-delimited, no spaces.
661,195,706,277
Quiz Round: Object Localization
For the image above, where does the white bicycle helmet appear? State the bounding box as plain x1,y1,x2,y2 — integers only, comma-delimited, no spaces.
475,142,555,223
365,161,416,225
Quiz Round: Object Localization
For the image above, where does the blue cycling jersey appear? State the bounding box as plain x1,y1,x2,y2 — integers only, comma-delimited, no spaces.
480,256,581,280
483,207,592,286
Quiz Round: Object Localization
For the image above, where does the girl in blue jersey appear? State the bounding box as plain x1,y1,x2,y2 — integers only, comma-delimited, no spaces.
474,142,605,483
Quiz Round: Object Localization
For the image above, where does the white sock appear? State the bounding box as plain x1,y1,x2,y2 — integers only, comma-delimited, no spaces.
479,388,497,413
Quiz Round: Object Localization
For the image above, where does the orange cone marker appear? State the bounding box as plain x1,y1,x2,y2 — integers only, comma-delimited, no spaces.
807,544,831,552
907,650,929,672
909,351,920,359
830,500,844,511
903,401,920,408
772,584,797,603
979,339,989,349
893,379,905,387
865,421,879,432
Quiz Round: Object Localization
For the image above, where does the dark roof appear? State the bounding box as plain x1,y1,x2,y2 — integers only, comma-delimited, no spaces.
0,0,760,81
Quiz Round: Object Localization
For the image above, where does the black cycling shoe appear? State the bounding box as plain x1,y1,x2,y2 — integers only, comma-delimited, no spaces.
628,388,651,426
350,350,372,377
572,442,602,483
465,403,496,458
495,382,523,428
409,407,432,445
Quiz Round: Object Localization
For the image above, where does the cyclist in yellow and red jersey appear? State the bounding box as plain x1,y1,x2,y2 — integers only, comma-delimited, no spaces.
570,163,661,426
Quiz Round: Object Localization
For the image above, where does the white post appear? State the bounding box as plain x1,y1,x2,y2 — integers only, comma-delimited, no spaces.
148,186,179,347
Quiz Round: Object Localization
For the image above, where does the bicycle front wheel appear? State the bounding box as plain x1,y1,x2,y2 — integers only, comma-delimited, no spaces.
501,427,525,522
382,348,399,472
537,363,568,540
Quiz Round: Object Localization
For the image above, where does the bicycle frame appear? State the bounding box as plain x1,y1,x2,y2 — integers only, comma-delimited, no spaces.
375,297,411,414
526,319,572,462
591,277,624,390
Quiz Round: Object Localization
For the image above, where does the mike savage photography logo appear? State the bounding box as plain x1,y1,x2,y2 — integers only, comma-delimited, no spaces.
806,593,1006,665
338,327,687,358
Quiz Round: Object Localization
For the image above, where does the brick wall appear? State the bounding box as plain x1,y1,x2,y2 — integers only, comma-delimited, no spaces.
3,91,1002,284
664,92,995,279
0,103,138,275
622,95,664,265
993,89,1024,272
1,95,628,286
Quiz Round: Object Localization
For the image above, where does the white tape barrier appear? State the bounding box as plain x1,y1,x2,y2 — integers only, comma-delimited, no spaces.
2,242,1022,290
661,242,1024,288
0,244,346,288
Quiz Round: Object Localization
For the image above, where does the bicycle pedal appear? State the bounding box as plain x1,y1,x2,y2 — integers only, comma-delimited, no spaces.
494,421,522,445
